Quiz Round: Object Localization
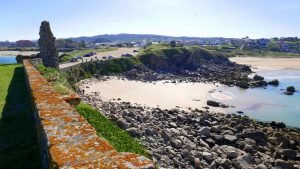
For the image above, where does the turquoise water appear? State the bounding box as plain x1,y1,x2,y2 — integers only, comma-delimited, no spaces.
211,70,300,128
0,56,17,64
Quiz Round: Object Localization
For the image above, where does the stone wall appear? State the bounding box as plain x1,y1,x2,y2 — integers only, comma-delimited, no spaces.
23,60,153,169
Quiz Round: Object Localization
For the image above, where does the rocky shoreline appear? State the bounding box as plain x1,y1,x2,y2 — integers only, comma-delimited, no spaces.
80,92,300,169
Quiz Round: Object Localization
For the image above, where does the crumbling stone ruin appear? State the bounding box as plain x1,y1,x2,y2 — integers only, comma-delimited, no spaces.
38,21,59,68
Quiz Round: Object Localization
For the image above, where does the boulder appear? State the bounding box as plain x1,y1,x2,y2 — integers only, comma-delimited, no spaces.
170,139,182,149
232,153,253,169
236,81,249,89
268,79,279,86
199,127,211,137
257,164,268,169
126,127,141,137
287,86,296,92
279,149,297,160
270,121,286,128
202,152,213,162
116,118,130,129
274,159,295,169
207,100,220,107
253,75,264,81
253,80,268,87
224,134,237,143
161,130,171,141
242,130,267,144
194,158,201,169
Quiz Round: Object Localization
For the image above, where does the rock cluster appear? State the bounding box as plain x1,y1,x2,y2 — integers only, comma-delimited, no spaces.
38,21,59,68
81,92,300,169
122,64,254,89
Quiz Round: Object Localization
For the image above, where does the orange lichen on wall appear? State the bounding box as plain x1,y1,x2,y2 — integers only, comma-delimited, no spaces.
23,60,154,169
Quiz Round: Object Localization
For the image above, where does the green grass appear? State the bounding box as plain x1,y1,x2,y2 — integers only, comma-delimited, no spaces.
0,64,40,169
75,103,149,157
36,64,74,95
60,47,117,62
0,64,19,113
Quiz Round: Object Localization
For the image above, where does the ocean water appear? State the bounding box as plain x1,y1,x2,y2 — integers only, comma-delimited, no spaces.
210,70,300,128
0,56,17,64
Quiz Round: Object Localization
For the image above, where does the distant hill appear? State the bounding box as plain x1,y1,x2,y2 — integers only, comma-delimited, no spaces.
68,33,229,43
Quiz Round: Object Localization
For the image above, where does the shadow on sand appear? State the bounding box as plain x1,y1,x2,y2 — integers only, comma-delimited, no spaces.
0,66,41,169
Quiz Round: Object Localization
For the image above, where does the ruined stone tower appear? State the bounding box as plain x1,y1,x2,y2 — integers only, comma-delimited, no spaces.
38,21,59,68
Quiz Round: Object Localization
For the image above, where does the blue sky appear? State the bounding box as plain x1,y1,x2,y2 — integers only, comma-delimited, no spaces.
0,0,299,41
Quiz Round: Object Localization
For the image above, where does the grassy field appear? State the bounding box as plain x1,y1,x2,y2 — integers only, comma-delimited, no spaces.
75,103,149,157
0,64,40,169
60,47,117,62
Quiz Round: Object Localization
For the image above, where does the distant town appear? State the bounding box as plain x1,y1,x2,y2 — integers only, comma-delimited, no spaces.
1,34,300,54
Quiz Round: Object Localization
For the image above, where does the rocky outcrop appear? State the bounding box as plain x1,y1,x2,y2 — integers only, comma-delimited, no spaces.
81,90,300,169
38,21,59,69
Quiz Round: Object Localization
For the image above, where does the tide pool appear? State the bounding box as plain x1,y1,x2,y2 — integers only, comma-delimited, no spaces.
0,55,17,64
211,69,300,128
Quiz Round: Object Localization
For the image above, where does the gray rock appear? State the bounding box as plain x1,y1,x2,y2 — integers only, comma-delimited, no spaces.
244,138,256,146
211,125,222,133
199,127,211,137
274,159,295,169
279,149,297,160
257,164,268,169
126,127,140,137
145,128,154,136
203,120,212,126
199,139,210,148
170,139,182,149
268,79,279,86
227,150,238,159
194,158,201,169
161,130,171,141
242,130,267,144
220,145,239,159
183,140,197,151
202,152,213,162
169,122,177,128
243,144,254,153
207,100,220,107
116,118,130,129
224,134,237,143
232,153,253,169
215,157,232,168
236,81,249,89
253,74,264,81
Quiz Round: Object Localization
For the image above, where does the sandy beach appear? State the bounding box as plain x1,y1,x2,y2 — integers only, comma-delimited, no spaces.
80,78,219,110
230,57,300,71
